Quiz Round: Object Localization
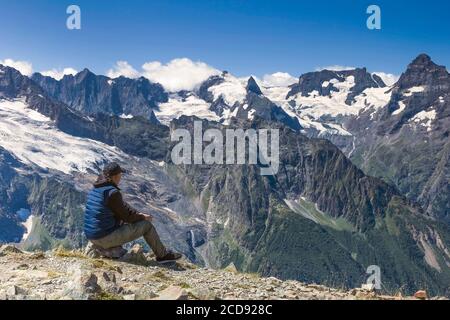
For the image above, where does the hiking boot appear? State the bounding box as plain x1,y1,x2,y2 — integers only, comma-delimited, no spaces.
156,250,182,263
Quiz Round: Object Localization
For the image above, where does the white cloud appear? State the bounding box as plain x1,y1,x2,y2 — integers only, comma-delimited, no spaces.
0,58,33,76
260,72,297,87
41,67,78,80
372,72,399,86
315,65,356,72
141,58,220,92
106,61,140,79
106,58,220,92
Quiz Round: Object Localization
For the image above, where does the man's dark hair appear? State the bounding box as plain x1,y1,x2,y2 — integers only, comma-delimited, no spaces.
102,162,126,177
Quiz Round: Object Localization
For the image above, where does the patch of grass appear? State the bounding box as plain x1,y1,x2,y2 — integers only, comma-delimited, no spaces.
47,270,62,278
201,189,211,212
182,262,199,270
245,272,260,279
235,282,252,290
152,270,171,281
187,292,199,300
177,282,191,289
54,247,86,259
29,252,46,260
91,259,122,273
158,283,169,291
143,270,173,283
95,290,123,300
293,198,356,232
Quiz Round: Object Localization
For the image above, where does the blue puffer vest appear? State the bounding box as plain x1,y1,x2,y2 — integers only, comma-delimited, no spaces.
84,185,119,240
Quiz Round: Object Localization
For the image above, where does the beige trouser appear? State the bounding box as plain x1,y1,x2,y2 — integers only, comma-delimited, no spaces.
91,220,167,258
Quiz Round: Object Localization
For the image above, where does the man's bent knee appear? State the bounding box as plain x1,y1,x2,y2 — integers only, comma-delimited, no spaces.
134,220,154,232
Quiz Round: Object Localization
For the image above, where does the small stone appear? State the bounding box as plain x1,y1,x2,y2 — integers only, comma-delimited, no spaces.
285,290,298,299
155,285,188,300
414,290,428,300
120,244,147,265
64,266,101,300
84,242,101,259
30,252,46,260
123,294,136,300
224,262,238,273
6,285,27,296
223,293,237,300
102,271,117,283
14,263,29,270
80,273,101,294
0,290,7,300
130,244,144,254
0,245,23,255
99,273,123,295
355,291,376,299
361,283,376,291
26,294,46,301
190,288,217,300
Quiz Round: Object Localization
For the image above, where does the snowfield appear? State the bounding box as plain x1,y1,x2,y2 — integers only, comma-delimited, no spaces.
149,70,394,138
288,76,360,118
207,73,248,106
354,87,393,116
410,109,437,131
263,78,392,137
392,101,407,115
155,94,220,125
404,86,426,97
0,98,127,174
21,215,34,241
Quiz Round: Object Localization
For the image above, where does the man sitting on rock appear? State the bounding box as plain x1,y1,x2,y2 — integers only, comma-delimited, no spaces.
84,162,182,263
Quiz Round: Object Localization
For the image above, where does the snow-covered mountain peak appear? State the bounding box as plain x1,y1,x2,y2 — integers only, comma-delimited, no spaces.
246,76,263,95
155,92,219,125
205,72,248,107
0,98,127,175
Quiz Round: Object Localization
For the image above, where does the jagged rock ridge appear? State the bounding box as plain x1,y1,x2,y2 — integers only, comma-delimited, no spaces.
0,245,444,300
32,69,168,122
347,54,450,223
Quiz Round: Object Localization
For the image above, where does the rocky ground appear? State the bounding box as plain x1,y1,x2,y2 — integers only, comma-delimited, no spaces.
0,244,445,301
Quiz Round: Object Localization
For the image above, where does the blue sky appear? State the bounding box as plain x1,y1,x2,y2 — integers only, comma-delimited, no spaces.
0,0,449,82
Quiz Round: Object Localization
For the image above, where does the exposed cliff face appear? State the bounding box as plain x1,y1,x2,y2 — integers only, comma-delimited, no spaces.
195,73,301,130
1,65,170,161
0,146,85,248
235,90,301,131
347,54,450,224
287,68,386,105
256,67,391,153
0,148,28,243
32,69,168,122
167,117,450,296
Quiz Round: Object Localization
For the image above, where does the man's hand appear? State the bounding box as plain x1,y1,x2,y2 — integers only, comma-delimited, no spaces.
142,213,153,222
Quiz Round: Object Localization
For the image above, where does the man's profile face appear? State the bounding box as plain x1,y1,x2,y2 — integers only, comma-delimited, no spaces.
111,173,122,185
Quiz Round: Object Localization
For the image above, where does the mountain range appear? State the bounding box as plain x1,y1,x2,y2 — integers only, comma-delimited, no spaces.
0,54,449,296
